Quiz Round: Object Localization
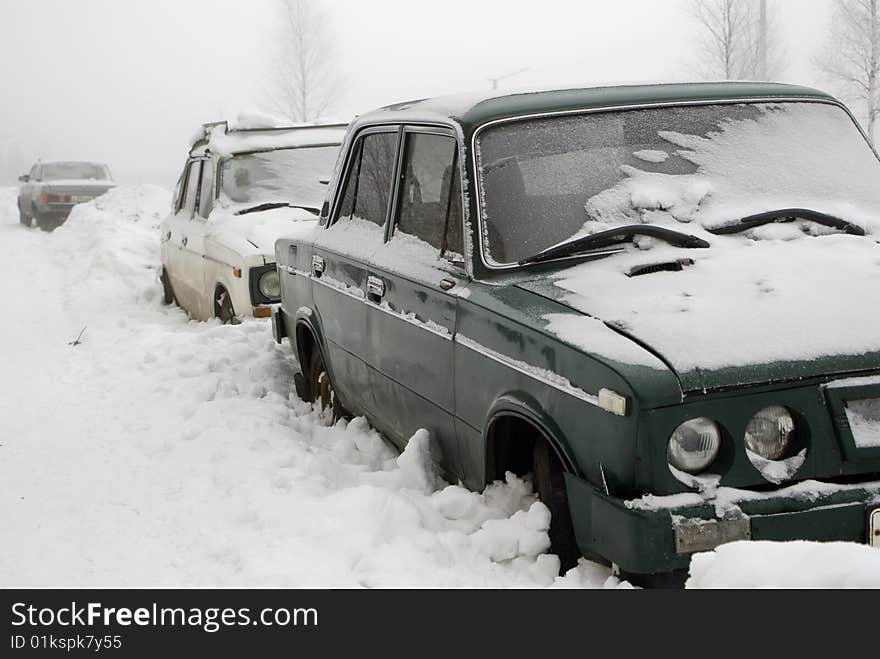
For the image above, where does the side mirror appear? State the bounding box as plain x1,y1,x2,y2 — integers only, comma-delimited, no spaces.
18,174,29,183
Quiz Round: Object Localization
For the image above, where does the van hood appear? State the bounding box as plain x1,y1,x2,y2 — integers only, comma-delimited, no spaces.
517,234,880,393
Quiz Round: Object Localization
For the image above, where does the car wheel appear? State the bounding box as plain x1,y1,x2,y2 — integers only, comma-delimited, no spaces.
18,204,31,227
213,287,238,325
160,267,176,306
533,439,581,574
307,348,346,422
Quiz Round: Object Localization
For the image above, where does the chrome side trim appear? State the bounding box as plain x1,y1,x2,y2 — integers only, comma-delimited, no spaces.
455,334,599,407
470,97,861,272
312,275,365,301
369,301,453,341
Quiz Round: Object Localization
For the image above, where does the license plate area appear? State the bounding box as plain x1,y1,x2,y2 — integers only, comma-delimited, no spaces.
71,195,93,203
871,509,880,548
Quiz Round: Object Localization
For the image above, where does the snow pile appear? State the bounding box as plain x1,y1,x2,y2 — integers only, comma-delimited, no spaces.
0,187,620,588
687,541,880,589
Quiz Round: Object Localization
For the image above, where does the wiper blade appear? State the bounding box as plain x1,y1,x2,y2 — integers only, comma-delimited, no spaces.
519,225,711,266
709,208,866,237
235,203,321,217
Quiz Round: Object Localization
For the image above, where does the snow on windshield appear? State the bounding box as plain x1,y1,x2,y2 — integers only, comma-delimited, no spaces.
41,162,110,181
476,102,880,264
221,146,339,209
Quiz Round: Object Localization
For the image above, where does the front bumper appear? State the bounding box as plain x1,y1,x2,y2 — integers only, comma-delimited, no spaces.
565,474,880,575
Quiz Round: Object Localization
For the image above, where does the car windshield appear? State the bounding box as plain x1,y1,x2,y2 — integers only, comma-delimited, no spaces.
220,145,339,209
41,162,109,181
475,102,880,265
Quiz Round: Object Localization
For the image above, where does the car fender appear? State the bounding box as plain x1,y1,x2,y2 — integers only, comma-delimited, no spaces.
483,392,578,478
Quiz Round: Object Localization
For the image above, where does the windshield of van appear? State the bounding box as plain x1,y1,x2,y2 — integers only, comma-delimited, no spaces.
475,102,880,265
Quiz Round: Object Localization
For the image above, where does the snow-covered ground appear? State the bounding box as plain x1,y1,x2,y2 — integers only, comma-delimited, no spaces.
1,186,877,588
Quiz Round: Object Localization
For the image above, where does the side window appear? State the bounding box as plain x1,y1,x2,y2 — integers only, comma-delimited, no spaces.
31,165,40,181
394,132,464,261
334,132,397,228
181,160,202,217
197,160,215,219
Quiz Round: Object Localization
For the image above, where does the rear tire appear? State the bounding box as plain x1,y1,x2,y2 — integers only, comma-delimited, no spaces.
18,204,31,227
307,348,347,422
533,439,581,574
160,267,176,306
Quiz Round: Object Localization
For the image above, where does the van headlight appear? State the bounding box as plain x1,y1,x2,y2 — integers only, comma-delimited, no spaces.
668,418,722,475
258,269,281,300
745,406,796,461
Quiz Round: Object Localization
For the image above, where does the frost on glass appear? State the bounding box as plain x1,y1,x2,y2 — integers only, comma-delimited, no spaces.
845,398,880,448
476,102,880,264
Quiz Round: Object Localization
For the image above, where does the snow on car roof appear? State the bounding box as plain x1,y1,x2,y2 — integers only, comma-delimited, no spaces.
189,121,349,158
354,82,836,133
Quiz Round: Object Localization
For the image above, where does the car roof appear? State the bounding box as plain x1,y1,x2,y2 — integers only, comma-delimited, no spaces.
190,121,349,158
351,81,838,136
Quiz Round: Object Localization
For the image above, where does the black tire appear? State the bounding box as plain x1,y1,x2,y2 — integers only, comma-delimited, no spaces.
213,287,237,325
18,203,31,227
160,267,176,306
533,439,581,574
307,348,347,422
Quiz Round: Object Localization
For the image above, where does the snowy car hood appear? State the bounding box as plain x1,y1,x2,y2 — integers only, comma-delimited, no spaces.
517,234,880,392
207,206,318,255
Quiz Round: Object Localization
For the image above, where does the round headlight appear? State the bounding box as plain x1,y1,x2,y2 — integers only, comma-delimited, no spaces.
259,270,281,299
668,418,722,475
745,406,796,461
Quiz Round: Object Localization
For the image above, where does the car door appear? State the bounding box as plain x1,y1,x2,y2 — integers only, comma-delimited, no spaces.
311,128,399,418
365,127,467,478
181,156,215,319
167,159,202,311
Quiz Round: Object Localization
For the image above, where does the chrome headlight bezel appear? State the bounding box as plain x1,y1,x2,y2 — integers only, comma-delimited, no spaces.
744,405,797,461
667,417,722,475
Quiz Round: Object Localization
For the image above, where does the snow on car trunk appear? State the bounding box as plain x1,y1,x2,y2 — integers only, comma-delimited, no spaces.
0,186,616,588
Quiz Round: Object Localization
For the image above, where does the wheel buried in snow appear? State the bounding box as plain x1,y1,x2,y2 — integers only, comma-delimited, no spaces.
18,205,31,227
533,439,581,575
160,267,176,306
214,287,238,325
307,349,347,423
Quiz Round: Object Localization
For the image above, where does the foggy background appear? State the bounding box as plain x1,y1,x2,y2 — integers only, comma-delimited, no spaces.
0,0,838,186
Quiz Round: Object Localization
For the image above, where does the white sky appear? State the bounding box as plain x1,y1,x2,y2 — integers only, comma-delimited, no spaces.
0,0,834,185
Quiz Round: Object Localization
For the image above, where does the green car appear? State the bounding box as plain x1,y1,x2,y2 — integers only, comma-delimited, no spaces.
274,82,880,585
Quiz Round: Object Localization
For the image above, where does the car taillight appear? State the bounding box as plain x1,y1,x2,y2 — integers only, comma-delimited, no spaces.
39,193,49,203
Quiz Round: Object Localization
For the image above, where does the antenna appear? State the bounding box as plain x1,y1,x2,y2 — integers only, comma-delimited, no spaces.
487,67,530,90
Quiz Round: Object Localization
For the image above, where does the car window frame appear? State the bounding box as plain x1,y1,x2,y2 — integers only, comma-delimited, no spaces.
179,158,203,219
327,125,402,235
195,156,216,221
389,125,466,271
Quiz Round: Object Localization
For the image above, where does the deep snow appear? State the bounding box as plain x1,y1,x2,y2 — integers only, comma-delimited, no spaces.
1,186,877,588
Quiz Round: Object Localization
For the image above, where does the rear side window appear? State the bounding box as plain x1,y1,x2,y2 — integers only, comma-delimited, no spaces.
394,132,464,261
335,132,397,228
181,161,202,216
198,160,215,219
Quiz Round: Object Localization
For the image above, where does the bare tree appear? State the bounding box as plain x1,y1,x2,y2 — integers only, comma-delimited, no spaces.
689,0,785,81
264,0,342,123
816,0,880,143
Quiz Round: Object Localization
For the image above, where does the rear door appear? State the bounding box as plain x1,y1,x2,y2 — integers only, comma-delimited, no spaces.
167,159,202,311
311,128,399,417
364,127,467,478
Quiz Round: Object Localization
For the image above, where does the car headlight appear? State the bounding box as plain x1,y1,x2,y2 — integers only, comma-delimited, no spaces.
668,418,722,475
258,269,281,300
745,406,796,461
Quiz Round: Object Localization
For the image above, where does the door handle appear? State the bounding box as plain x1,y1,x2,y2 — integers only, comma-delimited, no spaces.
367,276,385,299
439,278,456,291
312,255,325,277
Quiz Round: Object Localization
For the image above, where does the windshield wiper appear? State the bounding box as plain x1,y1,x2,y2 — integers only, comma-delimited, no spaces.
235,203,321,217
709,208,866,237
519,225,711,266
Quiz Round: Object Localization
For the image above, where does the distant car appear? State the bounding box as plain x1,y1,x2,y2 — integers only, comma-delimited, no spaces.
275,82,880,586
18,161,115,231
159,121,347,323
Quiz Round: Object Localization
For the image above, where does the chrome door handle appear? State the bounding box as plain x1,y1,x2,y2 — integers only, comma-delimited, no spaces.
312,255,325,276
439,278,456,291
367,276,385,299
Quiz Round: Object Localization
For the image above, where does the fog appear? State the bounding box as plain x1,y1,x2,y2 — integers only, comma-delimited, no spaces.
0,0,833,186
